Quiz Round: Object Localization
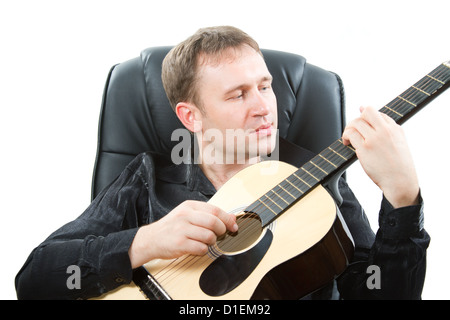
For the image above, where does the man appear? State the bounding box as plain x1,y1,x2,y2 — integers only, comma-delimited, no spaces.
15,26,429,300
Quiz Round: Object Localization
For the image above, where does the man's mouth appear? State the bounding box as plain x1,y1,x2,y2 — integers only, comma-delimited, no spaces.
254,123,273,136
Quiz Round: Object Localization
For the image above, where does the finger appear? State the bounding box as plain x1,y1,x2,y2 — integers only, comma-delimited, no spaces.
182,237,209,256
184,208,233,238
210,206,238,233
379,112,396,125
189,201,238,233
348,117,374,139
342,126,365,150
360,106,386,129
342,116,370,147
183,223,217,246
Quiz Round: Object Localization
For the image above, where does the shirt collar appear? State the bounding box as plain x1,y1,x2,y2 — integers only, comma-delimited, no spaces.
154,156,216,197
187,161,217,196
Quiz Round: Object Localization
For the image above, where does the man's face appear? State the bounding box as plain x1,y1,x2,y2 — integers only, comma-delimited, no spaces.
194,45,278,164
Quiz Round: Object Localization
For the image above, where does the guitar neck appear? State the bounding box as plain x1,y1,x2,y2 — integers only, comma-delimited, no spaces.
381,61,450,125
253,61,450,227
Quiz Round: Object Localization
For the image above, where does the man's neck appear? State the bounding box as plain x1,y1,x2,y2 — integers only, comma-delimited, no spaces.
198,157,260,191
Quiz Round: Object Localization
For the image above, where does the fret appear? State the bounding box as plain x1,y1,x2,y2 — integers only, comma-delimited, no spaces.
302,163,324,181
263,193,284,210
428,64,450,82
343,141,355,152
285,171,320,200
284,175,306,194
430,64,450,82
328,146,348,161
277,183,296,200
261,190,288,211
310,158,329,175
427,74,445,85
419,65,449,91
381,63,450,125
416,76,445,95
329,142,355,170
300,167,320,181
290,173,315,193
380,106,403,122
335,139,355,158
319,148,337,165
319,154,338,168
314,140,354,174
412,85,431,96
311,154,335,170
257,198,278,215
269,189,290,205
383,105,403,117
328,146,348,160
397,95,417,107
293,172,312,188
385,97,414,117
401,86,429,106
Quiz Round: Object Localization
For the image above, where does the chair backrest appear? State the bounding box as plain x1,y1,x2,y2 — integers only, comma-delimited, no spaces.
91,47,346,200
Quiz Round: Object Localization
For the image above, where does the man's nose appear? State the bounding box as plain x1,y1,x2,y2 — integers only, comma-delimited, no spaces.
249,90,271,116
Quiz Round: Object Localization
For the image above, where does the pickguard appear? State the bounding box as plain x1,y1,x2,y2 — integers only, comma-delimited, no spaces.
199,229,273,297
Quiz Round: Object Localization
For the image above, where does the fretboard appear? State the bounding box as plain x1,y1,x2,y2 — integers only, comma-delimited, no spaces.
247,61,450,227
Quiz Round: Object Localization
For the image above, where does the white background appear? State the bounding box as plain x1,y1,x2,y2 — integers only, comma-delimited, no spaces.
1,0,449,300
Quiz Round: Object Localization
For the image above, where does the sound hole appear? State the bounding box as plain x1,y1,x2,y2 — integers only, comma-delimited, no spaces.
216,212,263,253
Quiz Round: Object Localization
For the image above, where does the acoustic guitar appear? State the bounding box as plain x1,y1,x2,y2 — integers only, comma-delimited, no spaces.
95,60,450,300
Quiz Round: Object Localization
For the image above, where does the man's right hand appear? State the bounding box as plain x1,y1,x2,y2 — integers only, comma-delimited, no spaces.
128,200,238,269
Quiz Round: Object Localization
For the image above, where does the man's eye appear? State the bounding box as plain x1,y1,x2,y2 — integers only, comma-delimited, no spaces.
229,92,243,100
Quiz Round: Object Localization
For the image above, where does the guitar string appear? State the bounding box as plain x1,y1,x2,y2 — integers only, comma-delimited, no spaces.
384,64,450,120
153,213,269,287
151,200,272,282
150,63,450,291
376,64,446,121
406,65,448,105
387,65,449,120
400,64,448,115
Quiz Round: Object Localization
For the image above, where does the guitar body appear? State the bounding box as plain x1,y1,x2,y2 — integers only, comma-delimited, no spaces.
95,160,354,300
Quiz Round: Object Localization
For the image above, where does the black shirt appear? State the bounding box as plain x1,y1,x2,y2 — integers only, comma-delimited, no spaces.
15,141,429,300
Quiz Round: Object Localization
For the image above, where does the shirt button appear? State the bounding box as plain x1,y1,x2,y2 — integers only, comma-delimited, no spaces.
388,218,396,227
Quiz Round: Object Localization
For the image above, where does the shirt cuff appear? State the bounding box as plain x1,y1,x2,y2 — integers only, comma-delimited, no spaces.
378,191,424,240
98,227,140,293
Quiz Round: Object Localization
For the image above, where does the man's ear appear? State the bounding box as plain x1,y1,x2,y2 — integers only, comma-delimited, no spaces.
175,102,203,133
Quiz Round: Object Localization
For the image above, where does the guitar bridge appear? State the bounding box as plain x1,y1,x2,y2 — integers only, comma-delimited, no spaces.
132,266,172,300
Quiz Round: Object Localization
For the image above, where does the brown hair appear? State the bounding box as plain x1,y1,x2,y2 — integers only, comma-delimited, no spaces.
161,26,262,112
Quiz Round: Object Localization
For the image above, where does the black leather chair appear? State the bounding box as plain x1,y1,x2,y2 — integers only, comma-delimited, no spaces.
91,47,346,200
